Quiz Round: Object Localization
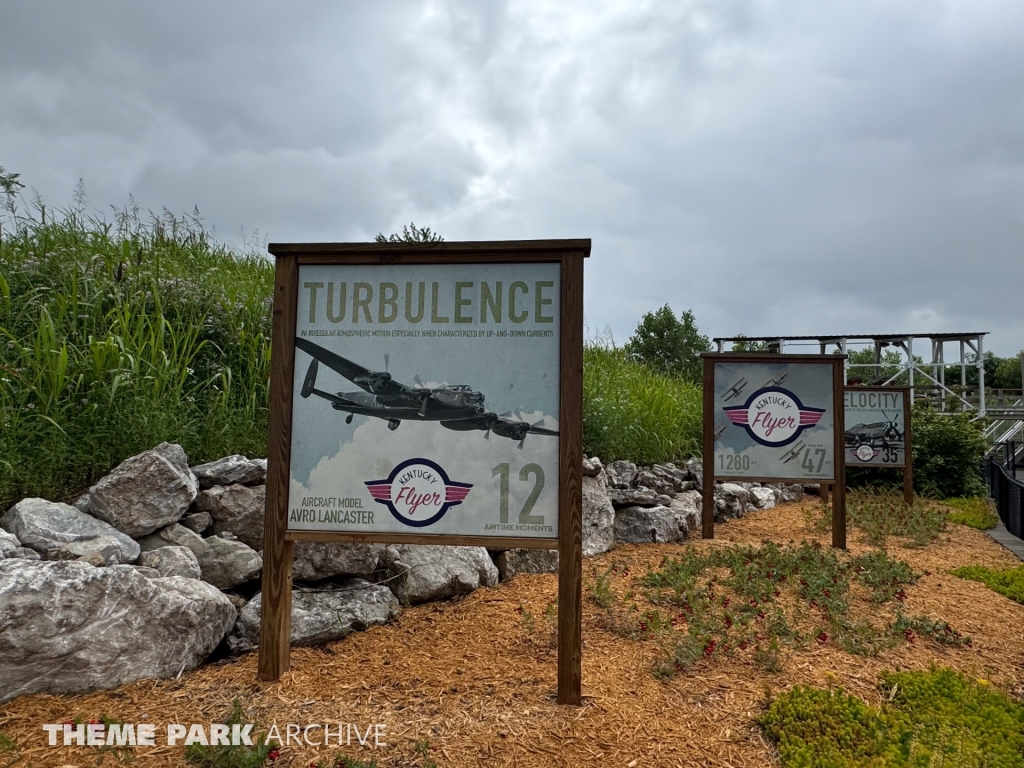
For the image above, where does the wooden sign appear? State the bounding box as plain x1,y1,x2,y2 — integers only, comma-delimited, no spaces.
843,386,913,504
259,239,588,706
702,353,847,548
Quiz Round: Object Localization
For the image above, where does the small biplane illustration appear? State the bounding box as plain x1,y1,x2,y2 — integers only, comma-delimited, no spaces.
294,337,558,447
722,377,748,402
844,412,903,449
762,372,788,388
780,441,806,464
713,421,728,441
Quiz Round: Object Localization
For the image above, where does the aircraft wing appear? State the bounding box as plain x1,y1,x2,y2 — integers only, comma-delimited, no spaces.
294,337,410,396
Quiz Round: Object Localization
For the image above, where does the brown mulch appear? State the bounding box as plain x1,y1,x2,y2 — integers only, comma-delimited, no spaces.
3,500,1024,768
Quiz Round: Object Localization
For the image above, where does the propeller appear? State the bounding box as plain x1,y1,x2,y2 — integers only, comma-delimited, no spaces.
413,374,426,388
383,353,390,373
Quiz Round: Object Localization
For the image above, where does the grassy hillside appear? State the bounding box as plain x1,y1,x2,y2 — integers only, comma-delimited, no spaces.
0,202,704,507
0,203,273,506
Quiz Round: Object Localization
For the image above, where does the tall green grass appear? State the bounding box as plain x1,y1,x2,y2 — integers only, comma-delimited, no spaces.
582,339,702,465
0,199,273,507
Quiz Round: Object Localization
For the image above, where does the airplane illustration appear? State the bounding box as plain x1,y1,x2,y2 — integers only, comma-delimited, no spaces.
722,378,748,402
762,372,788,388
781,441,806,464
714,421,727,441
844,413,903,448
294,337,558,446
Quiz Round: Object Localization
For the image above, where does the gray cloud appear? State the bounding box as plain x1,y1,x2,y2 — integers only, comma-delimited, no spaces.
3,0,1022,354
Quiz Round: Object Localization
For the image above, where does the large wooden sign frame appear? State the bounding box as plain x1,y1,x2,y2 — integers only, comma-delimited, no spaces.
701,353,848,548
842,386,913,505
259,239,588,706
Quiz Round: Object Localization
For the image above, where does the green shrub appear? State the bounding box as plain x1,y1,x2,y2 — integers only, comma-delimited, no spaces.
0,199,273,507
952,564,1024,604
761,668,1024,767
582,340,702,465
944,496,998,530
910,404,987,499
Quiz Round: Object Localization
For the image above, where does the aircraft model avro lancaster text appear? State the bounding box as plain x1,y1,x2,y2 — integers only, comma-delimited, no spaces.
294,337,558,447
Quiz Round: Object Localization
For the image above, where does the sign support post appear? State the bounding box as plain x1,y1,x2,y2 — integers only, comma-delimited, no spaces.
258,240,587,707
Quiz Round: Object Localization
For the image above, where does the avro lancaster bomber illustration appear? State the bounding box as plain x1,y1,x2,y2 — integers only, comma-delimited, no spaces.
294,337,558,446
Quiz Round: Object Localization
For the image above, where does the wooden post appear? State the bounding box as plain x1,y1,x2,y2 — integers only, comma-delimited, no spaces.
903,388,914,506
259,253,298,682
557,253,584,706
702,357,715,539
821,483,831,507
832,359,847,550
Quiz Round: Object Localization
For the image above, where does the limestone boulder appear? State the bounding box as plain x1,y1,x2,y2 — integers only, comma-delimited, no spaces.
582,455,603,477
195,484,266,549
670,491,702,533
381,545,498,605
715,483,750,519
686,458,704,490
137,546,202,580
0,560,235,703
604,460,638,489
1,498,139,564
634,469,676,496
0,529,19,557
136,523,205,558
494,548,559,581
291,542,383,581
190,455,267,490
750,487,777,510
614,505,687,544
582,472,615,556
608,487,660,508
228,579,399,654
87,444,198,537
196,535,262,590
179,511,212,534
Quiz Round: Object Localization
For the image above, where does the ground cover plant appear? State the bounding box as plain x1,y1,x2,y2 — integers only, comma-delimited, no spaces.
761,667,1024,767
944,496,999,530
587,540,968,680
581,337,702,465
809,489,965,547
952,564,1024,605
0,195,273,507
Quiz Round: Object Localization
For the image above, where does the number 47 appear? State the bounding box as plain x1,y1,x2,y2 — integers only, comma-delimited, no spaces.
801,448,826,473
493,463,545,524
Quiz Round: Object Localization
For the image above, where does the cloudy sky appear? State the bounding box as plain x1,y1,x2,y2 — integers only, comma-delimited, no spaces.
3,1,1023,355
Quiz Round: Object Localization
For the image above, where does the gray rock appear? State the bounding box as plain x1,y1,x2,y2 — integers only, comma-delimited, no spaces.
88,446,198,537
136,523,206,558
608,487,660,508
0,560,235,703
670,491,702,533
803,483,822,496
152,442,198,484
224,593,248,611
605,460,637,489
5,547,41,561
495,548,559,581
228,579,399,654
715,483,750,519
781,484,804,503
179,511,212,534
133,566,162,578
750,487,777,510
1,498,139,564
137,546,202,580
381,545,498,605
614,505,687,544
57,535,136,566
634,469,676,495
195,536,262,590
0,529,19,557
686,458,704,490
582,455,603,477
292,542,383,581
195,484,266,549
190,455,267,490
73,492,91,514
654,493,674,506
582,472,615,556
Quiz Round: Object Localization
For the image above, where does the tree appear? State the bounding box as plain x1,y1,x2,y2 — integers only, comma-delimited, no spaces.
730,335,770,352
624,305,710,383
375,222,443,243
994,355,1023,389
846,348,906,385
